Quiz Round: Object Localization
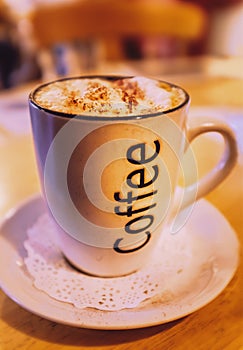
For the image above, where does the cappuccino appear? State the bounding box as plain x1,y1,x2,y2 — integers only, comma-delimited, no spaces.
29,75,237,276
30,76,188,276
33,76,185,116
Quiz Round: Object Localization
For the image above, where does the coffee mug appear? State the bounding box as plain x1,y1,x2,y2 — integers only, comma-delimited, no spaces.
29,75,237,277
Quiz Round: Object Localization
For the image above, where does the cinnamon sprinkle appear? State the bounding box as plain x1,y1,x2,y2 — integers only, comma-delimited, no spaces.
34,77,185,116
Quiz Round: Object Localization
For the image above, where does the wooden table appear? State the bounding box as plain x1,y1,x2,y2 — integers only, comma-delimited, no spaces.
0,57,242,349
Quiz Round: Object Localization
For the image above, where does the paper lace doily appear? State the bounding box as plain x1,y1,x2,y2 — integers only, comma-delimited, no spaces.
24,214,198,311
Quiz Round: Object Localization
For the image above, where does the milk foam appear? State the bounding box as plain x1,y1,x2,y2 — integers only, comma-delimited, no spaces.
34,76,185,116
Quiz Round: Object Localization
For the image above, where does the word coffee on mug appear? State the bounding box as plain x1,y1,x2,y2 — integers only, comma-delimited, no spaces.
29,76,237,276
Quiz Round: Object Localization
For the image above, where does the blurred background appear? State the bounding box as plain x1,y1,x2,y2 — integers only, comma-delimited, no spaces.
0,0,242,90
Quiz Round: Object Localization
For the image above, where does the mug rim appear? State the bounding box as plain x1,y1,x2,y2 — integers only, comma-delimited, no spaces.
29,75,190,121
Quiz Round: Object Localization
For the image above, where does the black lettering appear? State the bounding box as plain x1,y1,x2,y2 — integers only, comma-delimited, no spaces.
127,165,159,188
125,215,154,234
114,190,157,203
113,232,151,253
114,203,156,217
127,140,160,165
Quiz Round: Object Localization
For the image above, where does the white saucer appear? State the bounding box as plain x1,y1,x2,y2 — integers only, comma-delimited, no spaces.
0,195,239,329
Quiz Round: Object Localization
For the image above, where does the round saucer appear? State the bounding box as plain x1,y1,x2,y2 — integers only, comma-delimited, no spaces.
0,195,239,329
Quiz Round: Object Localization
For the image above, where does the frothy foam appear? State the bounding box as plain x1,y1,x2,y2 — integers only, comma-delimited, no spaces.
34,76,185,116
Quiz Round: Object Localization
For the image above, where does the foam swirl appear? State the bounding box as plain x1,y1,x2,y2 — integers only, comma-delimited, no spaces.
34,76,185,116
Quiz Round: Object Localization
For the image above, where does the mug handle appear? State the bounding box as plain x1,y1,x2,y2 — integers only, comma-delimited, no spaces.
173,118,238,213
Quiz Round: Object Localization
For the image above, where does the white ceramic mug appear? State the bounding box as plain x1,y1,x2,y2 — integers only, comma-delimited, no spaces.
29,76,238,277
